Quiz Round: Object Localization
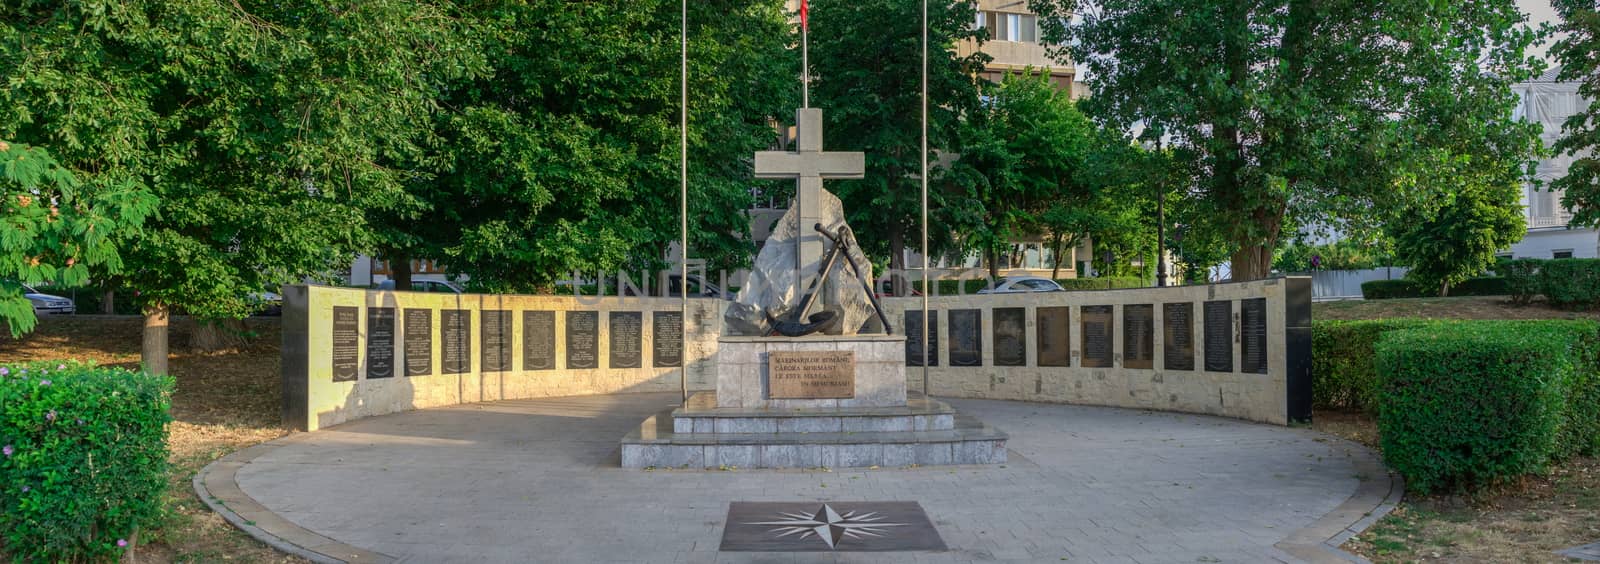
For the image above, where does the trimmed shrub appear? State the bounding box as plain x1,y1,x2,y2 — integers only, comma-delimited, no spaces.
1055,277,1146,291
1375,320,1600,493
1540,258,1600,310
1311,319,1438,411
1500,258,1544,306
0,360,173,561
1360,277,1509,299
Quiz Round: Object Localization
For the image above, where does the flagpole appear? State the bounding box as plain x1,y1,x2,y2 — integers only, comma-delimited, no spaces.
679,0,689,403
802,0,809,108
919,0,930,395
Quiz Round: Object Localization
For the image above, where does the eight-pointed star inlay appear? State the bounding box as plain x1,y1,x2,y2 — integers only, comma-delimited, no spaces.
745,503,906,549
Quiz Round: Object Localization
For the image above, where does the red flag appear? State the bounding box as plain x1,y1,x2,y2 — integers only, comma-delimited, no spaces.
800,0,808,31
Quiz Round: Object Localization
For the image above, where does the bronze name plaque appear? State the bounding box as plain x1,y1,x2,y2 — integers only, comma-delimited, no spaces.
768,351,856,399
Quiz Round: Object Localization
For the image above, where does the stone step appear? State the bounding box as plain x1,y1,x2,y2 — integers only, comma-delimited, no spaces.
620,412,1007,469
669,391,958,433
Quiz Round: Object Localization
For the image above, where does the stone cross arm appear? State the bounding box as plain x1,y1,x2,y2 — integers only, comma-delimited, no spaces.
753,151,865,180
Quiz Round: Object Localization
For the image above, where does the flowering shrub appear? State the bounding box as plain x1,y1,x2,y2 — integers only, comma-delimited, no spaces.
0,360,172,561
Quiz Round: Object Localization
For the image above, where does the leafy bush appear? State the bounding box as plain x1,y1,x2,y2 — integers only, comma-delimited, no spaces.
1500,258,1544,305
0,361,173,561
1055,277,1147,291
1540,258,1600,310
1375,320,1600,493
1311,319,1438,411
1360,277,1509,299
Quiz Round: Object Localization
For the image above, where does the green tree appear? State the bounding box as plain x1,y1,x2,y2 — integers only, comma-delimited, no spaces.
1031,0,1544,280
0,141,155,335
948,70,1094,280
808,0,989,282
1389,184,1525,296
1,1,482,372
408,0,795,291
1551,0,1600,227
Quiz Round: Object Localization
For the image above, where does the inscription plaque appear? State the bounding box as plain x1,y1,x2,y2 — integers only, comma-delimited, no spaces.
365,307,395,379
523,311,556,370
948,309,982,367
1240,298,1268,374
332,306,359,382
652,311,683,368
1162,302,1195,371
904,310,939,367
481,310,512,372
441,310,471,375
1037,306,1071,367
1123,304,1155,369
768,351,855,399
403,308,432,377
1204,300,1233,372
993,308,1026,366
1080,305,1114,368
609,311,642,369
567,311,599,369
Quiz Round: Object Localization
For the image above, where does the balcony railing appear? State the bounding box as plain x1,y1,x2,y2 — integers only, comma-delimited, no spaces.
1529,210,1573,229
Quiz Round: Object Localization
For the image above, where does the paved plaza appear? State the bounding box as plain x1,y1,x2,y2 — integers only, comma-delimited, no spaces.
198,394,1396,563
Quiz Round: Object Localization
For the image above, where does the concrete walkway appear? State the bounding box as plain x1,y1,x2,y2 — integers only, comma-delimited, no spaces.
197,394,1399,563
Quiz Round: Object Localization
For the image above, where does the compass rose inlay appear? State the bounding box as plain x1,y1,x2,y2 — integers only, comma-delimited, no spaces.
746,503,906,548
720,501,946,552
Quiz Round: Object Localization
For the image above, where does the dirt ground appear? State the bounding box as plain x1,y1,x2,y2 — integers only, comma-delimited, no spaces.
0,316,304,563
1313,297,1600,563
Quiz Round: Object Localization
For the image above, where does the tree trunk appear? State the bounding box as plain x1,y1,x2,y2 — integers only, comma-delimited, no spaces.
191,318,247,352
142,304,169,376
102,289,116,315
391,253,413,291
1049,233,1064,280
985,247,1000,282
1229,242,1273,282
1440,281,1451,297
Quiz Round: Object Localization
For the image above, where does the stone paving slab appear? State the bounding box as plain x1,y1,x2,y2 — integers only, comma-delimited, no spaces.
201,393,1396,563
1560,541,1600,561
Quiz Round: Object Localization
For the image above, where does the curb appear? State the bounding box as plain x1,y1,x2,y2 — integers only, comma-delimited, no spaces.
1274,433,1405,564
192,437,394,564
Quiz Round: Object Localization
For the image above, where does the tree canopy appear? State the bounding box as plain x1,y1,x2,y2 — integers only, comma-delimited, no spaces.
1551,0,1600,227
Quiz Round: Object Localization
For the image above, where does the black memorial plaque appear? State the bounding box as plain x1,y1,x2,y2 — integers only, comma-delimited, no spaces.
1080,305,1114,368
331,306,359,382
365,307,395,379
1162,302,1195,371
609,311,642,369
1123,304,1155,370
948,309,983,367
1240,298,1268,374
441,310,471,375
481,310,512,372
1037,306,1071,367
567,311,599,369
652,311,683,368
904,310,939,367
993,308,1026,367
403,308,432,377
523,310,556,370
1204,300,1233,372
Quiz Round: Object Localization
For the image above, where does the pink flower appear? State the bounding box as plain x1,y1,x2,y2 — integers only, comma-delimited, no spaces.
2,445,11,457
45,410,56,422
56,364,64,370
39,379,50,386
116,539,127,548
0,367,9,376
20,486,28,493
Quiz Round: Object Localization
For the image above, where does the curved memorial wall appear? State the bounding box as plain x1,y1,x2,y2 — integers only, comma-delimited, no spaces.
281,277,1310,431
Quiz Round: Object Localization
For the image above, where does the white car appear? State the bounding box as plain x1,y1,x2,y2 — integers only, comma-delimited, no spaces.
975,276,1065,294
22,284,75,315
377,279,464,294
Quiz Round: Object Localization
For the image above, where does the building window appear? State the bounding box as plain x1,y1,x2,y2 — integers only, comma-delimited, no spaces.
1554,249,1575,259
977,11,1037,42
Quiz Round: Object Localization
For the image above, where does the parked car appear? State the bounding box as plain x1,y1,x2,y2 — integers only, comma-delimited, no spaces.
377,279,465,294
975,276,1065,295
21,284,75,315
873,279,922,298
663,274,728,299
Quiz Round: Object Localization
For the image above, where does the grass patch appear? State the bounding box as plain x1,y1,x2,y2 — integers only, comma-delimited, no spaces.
0,316,304,563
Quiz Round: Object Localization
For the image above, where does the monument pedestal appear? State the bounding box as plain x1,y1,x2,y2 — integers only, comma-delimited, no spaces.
621,333,1007,469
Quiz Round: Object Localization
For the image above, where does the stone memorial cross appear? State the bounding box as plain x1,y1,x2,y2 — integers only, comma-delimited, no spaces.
754,108,865,297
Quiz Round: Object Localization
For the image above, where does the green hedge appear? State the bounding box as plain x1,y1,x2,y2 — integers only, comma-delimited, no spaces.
912,277,1145,295
0,361,173,561
1539,259,1600,310
1500,258,1543,305
1359,276,1509,299
1375,320,1600,493
1310,319,1438,411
